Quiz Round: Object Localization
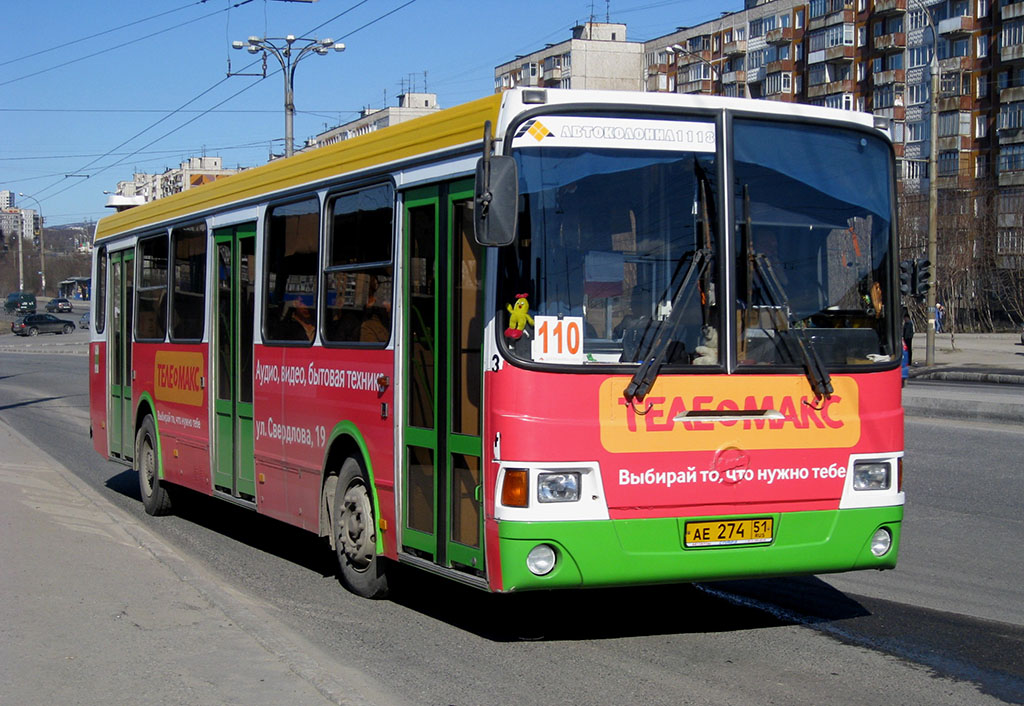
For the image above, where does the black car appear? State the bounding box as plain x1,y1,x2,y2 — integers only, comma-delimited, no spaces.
11,313,76,336
45,297,73,313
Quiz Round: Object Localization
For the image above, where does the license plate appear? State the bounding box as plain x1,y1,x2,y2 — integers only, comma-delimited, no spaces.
684,518,774,548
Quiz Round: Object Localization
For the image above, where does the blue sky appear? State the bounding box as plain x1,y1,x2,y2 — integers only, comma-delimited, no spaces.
2,0,725,226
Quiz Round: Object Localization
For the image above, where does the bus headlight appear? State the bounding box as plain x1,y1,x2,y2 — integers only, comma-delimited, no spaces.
853,461,890,491
537,472,580,503
526,544,556,575
870,528,892,557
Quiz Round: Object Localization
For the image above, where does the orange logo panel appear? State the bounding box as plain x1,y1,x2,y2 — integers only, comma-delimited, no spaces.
155,351,205,406
600,375,860,452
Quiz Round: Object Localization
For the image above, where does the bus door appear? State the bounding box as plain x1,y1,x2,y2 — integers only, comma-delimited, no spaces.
108,248,134,460
213,224,257,501
402,180,485,574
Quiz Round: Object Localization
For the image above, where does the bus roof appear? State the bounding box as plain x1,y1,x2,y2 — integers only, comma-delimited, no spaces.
94,92,504,242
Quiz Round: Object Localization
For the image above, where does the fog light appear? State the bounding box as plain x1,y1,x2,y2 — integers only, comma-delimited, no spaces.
526,544,556,576
870,528,892,557
537,472,580,503
853,461,890,490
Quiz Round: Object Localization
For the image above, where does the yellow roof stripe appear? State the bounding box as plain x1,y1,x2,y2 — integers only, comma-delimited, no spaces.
95,93,503,241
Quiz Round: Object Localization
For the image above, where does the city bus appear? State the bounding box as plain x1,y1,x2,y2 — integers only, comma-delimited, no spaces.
89,88,904,598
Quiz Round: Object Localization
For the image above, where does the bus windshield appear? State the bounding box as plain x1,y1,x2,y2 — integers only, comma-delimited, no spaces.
734,119,896,368
499,137,719,367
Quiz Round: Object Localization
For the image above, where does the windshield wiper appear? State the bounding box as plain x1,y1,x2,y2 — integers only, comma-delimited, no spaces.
623,247,711,405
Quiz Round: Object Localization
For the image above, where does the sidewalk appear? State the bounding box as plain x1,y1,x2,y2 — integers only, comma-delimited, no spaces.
903,332,1024,423
0,423,387,706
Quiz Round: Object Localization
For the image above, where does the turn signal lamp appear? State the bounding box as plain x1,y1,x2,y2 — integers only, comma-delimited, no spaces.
501,469,529,507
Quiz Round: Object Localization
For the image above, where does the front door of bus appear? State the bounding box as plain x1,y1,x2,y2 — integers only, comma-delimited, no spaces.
213,224,256,500
402,180,485,573
108,248,134,460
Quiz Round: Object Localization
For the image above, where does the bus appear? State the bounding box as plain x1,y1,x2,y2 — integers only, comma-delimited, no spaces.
89,88,904,598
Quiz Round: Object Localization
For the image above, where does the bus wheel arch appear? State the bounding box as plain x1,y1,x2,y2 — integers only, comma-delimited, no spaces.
331,454,390,598
136,412,172,516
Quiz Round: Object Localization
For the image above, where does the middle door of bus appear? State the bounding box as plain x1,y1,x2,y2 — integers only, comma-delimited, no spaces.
402,180,485,573
212,224,256,500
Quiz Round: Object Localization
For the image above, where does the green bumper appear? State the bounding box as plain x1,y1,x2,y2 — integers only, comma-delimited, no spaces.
497,507,902,592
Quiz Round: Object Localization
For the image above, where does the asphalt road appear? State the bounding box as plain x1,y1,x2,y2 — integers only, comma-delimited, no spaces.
1,347,1022,705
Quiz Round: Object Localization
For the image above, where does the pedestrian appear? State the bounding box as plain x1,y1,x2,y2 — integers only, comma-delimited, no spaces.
903,312,915,365
935,302,945,333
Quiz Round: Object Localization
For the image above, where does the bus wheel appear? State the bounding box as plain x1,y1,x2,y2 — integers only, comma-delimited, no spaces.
136,415,172,516
333,457,389,598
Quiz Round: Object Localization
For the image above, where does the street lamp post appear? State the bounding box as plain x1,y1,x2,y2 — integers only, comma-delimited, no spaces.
232,35,345,158
909,0,939,365
18,192,45,295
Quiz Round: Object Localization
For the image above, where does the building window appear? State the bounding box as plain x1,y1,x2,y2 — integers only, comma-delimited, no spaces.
938,150,960,176
999,100,1024,130
1002,19,1024,49
978,75,989,98
908,121,927,142
795,9,804,29
977,115,988,139
977,34,989,58
976,153,989,179
999,144,1024,173
908,82,930,104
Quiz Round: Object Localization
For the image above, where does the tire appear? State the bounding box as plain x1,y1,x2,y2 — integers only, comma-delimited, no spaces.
136,415,172,516
27,327,38,336
332,457,389,598
62,324,74,335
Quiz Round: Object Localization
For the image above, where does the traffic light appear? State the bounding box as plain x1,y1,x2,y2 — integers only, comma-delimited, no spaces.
899,260,912,295
913,258,932,298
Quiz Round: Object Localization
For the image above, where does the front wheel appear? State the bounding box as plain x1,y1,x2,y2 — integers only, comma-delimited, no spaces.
136,415,172,516
332,457,389,598
62,324,74,335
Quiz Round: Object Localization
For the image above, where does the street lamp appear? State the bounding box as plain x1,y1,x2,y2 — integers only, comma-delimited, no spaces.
18,192,45,295
907,0,940,366
232,35,345,158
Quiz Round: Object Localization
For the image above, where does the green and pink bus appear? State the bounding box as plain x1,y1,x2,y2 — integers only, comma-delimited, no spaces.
90,88,904,598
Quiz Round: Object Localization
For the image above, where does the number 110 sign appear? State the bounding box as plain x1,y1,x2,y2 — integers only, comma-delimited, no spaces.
531,315,585,363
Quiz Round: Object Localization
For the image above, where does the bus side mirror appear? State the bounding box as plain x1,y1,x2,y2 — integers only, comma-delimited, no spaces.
474,121,518,247
474,156,518,247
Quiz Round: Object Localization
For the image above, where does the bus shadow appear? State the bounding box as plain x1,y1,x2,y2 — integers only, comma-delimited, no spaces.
387,569,870,642
102,470,337,578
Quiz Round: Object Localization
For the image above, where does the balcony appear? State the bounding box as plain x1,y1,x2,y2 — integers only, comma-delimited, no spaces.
1001,86,1024,103
722,70,746,85
940,56,974,71
874,68,906,85
1001,0,1024,20
766,58,795,73
746,66,765,83
825,44,856,62
678,49,711,66
723,40,747,56
808,9,854,32
874,32,906,53
807,79,855,98
938,15,976,37
873,0,907,15
765,27,794,45
874,105,907,121
937,135,972,152
1002,43,1024,64
543,66,563,81
678,79,714,95
936,94,973,112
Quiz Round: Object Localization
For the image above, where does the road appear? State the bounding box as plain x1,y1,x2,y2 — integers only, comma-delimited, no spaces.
1,345,1022,705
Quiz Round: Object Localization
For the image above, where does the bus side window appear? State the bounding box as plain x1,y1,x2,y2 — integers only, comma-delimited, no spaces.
264,197,320,343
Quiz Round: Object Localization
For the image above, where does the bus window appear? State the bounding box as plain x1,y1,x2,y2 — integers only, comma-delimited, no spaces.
170,223,207,341
323,184,394,345
264,197,320,343
95,246,106,334
136,234,168,341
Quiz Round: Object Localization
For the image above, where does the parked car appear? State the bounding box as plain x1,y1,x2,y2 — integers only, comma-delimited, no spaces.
79,310,91,329
11,313,76,336
45,297,73,313
4,292,36,314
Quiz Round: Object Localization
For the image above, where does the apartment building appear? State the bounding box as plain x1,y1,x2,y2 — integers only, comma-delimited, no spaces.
306,92,442,149
105,156,241,211
494,0,1024,273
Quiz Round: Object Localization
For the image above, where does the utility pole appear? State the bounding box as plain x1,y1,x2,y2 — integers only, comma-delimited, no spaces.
18,193,45,295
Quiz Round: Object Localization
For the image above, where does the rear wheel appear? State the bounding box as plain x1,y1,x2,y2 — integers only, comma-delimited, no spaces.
136,415,172,516
27,327,38,336
332,457,389,598
62,324,74,334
